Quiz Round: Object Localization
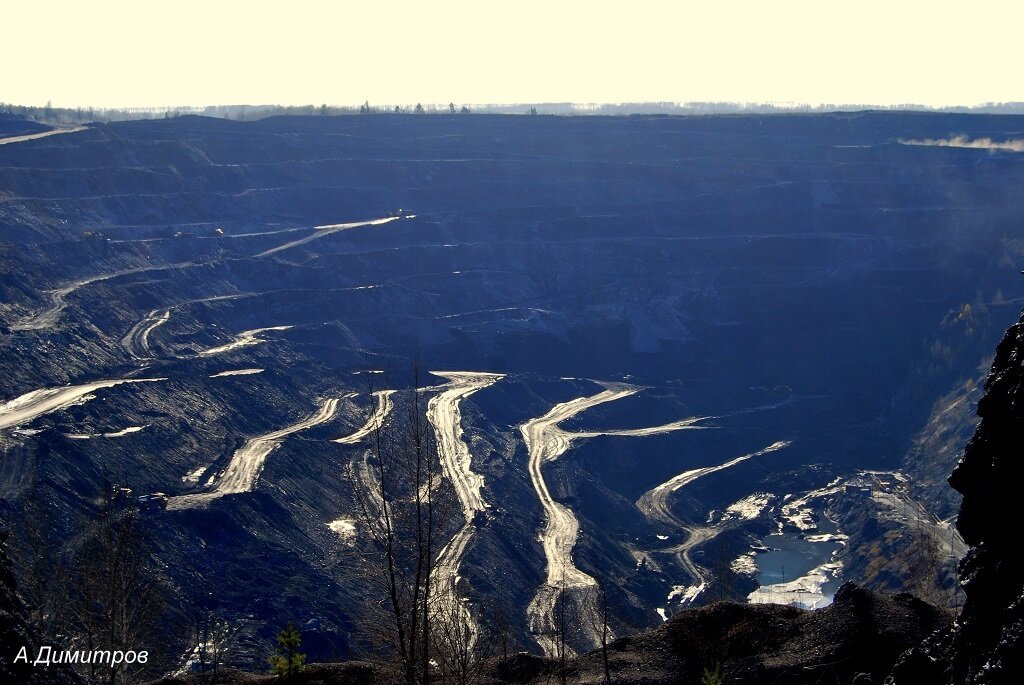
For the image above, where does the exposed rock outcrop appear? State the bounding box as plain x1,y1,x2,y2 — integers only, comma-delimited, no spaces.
483,583,946,684
891,310,1024,683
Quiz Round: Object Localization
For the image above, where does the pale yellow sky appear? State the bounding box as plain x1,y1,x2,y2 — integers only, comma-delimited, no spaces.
6,0,1022,109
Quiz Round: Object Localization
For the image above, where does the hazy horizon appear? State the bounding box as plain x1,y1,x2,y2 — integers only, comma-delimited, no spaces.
6,100,1024,115
7,1,1022,111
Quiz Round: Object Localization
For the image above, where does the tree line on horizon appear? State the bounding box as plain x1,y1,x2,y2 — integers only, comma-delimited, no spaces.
5,100,1024,127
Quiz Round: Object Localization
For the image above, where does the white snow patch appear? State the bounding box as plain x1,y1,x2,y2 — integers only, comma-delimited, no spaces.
327,518,357,542
656,608,668,622
668,582,706,605
780,478,845,531
782,508,817,531
67,425,147,439
731,553,758,576
182,466,209,484
723,492,774,521
656,534,669,541
747,560,843,610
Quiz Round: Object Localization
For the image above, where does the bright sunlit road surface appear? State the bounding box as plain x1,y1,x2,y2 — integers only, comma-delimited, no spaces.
521,383,709,656
333,390,395,445
638,442,792,527
121,309,171,359
637,441,791,609
11,262,196,331
0,125,87,146
426,371,504,649
169,398,340,509
254,215,411,258
0,378,165,432
199,326,293,357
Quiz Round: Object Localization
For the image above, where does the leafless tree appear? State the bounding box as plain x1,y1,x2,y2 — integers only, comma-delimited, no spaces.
586,580,613,684
490,601,516,662
557,573,568,685
11,479,73,641
182,560,233,685
348,367,443,685
66,490,165,684
432,588,496,685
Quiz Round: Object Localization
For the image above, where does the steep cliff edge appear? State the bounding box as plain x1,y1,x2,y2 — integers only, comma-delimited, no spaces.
891,310,1024,683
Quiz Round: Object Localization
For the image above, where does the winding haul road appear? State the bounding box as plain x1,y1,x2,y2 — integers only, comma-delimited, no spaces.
638,441,791,526
0,378,165,432
169,398,340,509
636,441,791,606
335,391,395,533
11,212,409,333
333,390,395,445
121,309,171,359
426,372,504,647
11,262,196,332
13,272,129,331
521,383,710,656
199,326,293,357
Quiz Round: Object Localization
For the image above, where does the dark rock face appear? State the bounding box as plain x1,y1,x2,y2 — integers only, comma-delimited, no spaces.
949,311,1024,683
891,311,1024,683
0,530,79,685
558,583,948,685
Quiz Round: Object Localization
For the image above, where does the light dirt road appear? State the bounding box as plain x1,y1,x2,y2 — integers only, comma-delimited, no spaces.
169,398,340,509
199,326,293,357
0,125,87,146
522,383,709,656
427,372,503,516
638,441,791,527
425,372,504,648
121,310,170,358
333,391,395,445
637,441,791,607
210,368,265,378
254,216,406,258
0,378,165,432
12,262,194,332
866,473,968,562
13,272,127,331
